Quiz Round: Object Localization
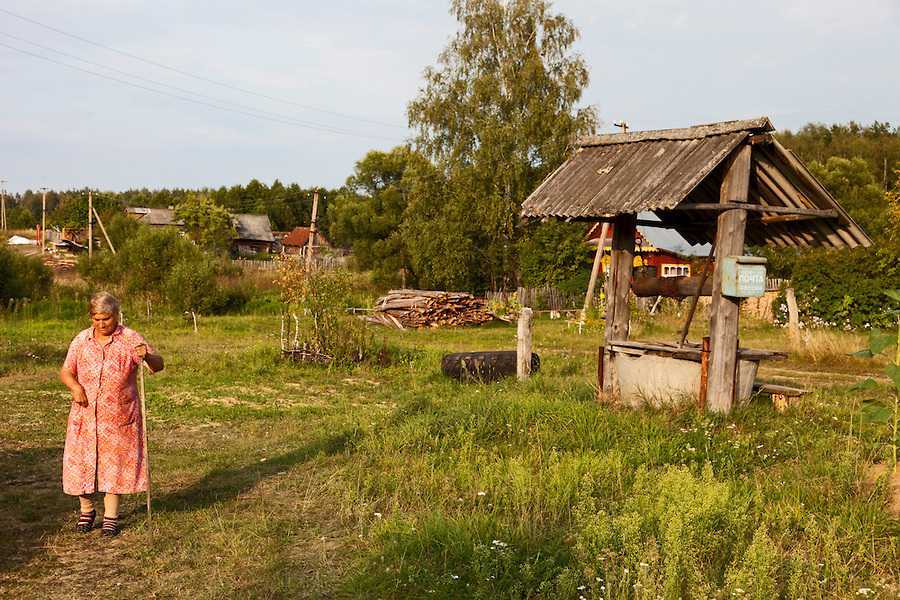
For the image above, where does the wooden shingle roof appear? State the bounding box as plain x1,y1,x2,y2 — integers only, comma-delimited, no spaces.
521,117,871,249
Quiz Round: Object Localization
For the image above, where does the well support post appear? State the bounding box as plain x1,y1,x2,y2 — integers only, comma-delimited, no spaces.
600,212,636,399
707,144,752,413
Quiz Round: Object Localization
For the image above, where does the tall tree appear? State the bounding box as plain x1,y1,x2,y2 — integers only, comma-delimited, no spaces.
330,147,419,286
174,193,235,255
406,0,597,290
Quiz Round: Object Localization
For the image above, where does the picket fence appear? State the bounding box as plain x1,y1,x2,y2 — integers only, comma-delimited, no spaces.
231,255,348,272
484,286,582,311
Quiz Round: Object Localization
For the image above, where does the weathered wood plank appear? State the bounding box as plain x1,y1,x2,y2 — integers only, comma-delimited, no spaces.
707,144,751,413
673,202,837,218
602,212,636,399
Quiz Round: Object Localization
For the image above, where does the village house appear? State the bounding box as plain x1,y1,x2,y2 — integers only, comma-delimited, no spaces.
231,213,276,255
124,206,184,228
586,223,697,278
278,226,332,256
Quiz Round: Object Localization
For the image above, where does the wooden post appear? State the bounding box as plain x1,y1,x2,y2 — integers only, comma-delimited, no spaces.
87,190,93,259
305,190,319,270
93,207,116,254
707,144,751,413
785,287,800,342
517,307,534,380
601,213,637,399
581,222,609,320
699,336,710,409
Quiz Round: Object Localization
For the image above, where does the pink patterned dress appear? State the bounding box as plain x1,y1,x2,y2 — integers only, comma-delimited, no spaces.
62,325,153,495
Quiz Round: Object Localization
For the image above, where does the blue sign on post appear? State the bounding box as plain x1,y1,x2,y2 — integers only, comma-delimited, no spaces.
720,256,767,298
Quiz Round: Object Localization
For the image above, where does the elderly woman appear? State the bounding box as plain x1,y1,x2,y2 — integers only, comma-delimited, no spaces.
59,292,164,537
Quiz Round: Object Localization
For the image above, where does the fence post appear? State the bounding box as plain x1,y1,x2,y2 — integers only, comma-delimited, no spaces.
517,307,534,381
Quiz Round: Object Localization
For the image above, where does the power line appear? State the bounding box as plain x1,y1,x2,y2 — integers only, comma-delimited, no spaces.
0,7,407,130
0,30,396,138
0,41,402,142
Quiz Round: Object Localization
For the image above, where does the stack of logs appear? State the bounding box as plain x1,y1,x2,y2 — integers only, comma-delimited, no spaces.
367,289,494,329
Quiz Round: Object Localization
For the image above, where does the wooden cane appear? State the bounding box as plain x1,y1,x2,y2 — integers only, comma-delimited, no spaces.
138,362,152,525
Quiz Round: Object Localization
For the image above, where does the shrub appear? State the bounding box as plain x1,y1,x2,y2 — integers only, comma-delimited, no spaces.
0,247,53,303
277,263,373,364
789,246,900,329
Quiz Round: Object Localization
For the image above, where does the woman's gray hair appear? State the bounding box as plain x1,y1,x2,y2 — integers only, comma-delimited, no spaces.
89,291,121,317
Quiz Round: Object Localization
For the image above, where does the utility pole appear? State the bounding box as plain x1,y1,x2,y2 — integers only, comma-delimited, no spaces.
613,121,629,133
87,190,93,258
305,189,319,270
0,178,7,232
40,187,47,252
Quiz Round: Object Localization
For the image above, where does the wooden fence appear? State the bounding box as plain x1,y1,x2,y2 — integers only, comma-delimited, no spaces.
484,286,581,311
231,255,349,272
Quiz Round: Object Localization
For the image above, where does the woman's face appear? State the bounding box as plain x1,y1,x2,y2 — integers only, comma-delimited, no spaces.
91,312,118,336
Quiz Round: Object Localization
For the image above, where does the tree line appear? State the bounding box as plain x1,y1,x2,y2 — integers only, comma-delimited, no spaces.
7,180,338,233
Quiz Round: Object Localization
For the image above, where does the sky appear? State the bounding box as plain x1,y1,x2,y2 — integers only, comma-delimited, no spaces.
2,0,899,204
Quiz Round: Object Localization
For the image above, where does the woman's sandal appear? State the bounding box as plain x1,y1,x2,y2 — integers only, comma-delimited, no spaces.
75,510,96,533
101,516,120,537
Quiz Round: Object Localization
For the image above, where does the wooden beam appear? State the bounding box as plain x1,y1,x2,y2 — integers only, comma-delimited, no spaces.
672,203,837,218
706,144,751,414
748,133,774,145
759,213,826,225
593,217,695,229
601,212,636,400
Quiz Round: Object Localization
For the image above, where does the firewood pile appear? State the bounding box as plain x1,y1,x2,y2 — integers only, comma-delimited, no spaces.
366,289,494,329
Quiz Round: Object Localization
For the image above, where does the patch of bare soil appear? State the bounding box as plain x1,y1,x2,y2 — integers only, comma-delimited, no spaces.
866,463,900,518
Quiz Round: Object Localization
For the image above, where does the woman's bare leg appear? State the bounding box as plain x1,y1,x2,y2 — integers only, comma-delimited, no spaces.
78,494,94,513
103,493,119,518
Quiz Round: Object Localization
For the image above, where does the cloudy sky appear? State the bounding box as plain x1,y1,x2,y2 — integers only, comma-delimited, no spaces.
2,0,899,198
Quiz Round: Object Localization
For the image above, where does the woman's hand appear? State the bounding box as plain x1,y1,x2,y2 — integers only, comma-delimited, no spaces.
71,385,88,407
134,343,164,373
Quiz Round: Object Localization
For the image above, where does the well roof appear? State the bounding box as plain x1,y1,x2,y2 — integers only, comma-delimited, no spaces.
521,117,871,249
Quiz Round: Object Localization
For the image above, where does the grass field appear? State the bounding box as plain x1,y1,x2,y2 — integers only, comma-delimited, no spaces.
0,308,897,599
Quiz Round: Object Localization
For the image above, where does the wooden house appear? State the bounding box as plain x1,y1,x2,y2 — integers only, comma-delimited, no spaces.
231,213,276,255
280,226,332,256
586,224,695,277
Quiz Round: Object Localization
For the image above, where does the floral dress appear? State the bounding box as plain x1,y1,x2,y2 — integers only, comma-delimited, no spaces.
62,325,154,495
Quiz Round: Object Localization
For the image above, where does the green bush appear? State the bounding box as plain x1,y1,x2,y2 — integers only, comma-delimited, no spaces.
789,246,900,328
0,247,53,303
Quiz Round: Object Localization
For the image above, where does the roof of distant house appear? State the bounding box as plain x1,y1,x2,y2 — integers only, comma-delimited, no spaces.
232,213,275,243
281,226,330,248
125,207,184,227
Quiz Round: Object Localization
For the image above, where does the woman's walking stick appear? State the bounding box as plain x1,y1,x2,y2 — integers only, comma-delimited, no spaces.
138,363,152,525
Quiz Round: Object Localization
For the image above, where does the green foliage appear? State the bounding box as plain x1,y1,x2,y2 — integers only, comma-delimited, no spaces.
102,212,141,250
5,206,36,229
564,464,751,599
778,121,900,191
405,0,597,290
277,264,373,364
724,525,780,599
165,256,221,314
789,247,900,329
518,220,591,288
175,193,235,255
48,190,120,229
808,156,888,236
329,147,417,287
0,247,52,303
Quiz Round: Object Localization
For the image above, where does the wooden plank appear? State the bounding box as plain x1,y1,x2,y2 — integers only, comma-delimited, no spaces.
673,202,837,218
748,133,774,145
582,223,608,318
699,337,710,409
706,144,751,414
